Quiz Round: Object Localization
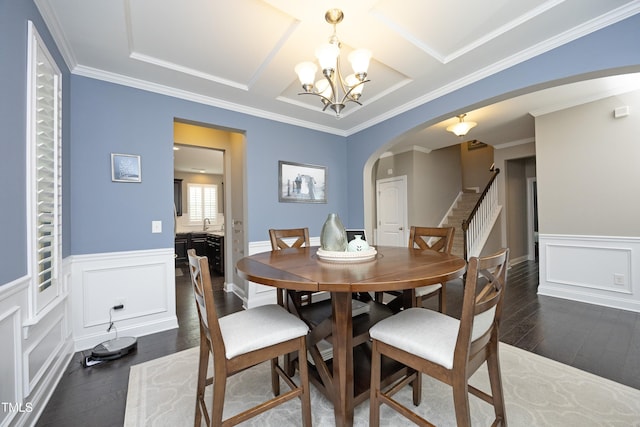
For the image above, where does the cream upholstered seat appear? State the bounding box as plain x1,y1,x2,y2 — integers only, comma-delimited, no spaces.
188,249,312,427
369,248,509,427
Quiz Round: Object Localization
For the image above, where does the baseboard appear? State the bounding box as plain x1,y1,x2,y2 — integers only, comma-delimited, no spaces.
74,316,178,351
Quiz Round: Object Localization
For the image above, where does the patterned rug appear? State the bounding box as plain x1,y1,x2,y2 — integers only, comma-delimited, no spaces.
124,343,640,426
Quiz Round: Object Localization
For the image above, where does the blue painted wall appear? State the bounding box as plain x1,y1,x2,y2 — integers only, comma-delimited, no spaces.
0,0,70,285
70,76,347,253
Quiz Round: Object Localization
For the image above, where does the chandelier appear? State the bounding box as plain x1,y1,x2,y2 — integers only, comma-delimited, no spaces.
446,114,477,137
294,9,371,118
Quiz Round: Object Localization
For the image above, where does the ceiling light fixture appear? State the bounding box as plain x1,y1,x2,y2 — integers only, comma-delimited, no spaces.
446,114,477,137
294,9,371,118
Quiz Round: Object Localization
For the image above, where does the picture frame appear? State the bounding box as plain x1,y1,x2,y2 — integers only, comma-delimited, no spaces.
111,153,141,182
278,160,326,203
346,229,367,242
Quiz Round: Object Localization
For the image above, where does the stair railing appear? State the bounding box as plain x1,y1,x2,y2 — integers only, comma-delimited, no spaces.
461,167,500,260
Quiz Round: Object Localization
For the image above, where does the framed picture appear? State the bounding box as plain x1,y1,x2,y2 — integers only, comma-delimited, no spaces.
111,153,141,182
278,161,326,203
346,229,367,242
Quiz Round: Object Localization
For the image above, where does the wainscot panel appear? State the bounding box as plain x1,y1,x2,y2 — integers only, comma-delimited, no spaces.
538,234,640,313
70,248,178,351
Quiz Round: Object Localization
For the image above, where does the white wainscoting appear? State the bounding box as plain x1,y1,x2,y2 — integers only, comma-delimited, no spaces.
538,234,640,312
0,303,22,427
70,248,178,350
0,260,74,427
243,237,320,309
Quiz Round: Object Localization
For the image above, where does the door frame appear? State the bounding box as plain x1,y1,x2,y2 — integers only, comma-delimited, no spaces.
526,177,538,261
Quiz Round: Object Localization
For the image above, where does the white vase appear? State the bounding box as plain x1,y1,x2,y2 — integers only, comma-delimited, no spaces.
347,235,369,252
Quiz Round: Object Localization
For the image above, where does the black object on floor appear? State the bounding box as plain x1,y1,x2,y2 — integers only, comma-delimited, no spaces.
82,336,138,367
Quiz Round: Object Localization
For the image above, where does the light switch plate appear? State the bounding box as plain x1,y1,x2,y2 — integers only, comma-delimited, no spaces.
152,220,162,233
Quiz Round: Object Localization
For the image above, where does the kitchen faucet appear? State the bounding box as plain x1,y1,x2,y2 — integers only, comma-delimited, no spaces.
203,218,211,231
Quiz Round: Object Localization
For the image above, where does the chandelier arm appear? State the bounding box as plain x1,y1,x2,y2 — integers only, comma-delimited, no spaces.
296,91,336,110
340,79,369,104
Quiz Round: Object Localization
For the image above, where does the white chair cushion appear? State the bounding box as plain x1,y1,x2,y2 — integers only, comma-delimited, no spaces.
219,304,309,359
472,306,496,341
370,308,459,369
415,283,442,297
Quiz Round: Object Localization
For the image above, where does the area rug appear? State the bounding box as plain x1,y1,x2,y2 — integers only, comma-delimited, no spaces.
124,344,640,426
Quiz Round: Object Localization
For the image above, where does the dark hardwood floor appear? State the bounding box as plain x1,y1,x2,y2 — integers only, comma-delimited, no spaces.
36,260,640,426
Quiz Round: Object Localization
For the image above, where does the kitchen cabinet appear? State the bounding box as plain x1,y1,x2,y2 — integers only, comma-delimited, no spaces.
175,233,188,262
207,234,224,275
175,232,207,264
191,232,207,256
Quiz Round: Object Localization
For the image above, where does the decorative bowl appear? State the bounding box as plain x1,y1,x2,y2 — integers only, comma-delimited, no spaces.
316,247,377,263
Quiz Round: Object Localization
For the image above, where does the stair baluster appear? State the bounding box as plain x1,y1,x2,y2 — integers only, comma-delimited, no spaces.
461,168,500,260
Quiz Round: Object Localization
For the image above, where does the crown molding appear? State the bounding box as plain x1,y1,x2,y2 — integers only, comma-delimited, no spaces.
530,76,640,117
34,0,78,70
347,2,640,136
72,65,348,137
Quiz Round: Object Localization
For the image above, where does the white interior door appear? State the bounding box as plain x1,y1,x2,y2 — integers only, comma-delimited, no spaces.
376,176,408,246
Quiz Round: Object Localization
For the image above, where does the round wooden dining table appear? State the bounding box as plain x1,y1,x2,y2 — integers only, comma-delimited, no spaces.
236,245,466,427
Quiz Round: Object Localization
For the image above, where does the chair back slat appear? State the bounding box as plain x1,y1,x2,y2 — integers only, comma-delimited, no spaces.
269,228,311,307
455,248,509,365
408,226,455,254
269,228,310,250
187,249,225,357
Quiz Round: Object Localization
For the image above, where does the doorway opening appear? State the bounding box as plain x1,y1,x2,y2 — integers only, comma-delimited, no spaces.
172,119,246,326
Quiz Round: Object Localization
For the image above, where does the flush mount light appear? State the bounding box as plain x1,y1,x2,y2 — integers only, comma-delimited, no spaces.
446,114,477,137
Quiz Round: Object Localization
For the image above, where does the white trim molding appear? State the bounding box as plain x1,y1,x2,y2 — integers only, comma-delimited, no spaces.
538,234,640,312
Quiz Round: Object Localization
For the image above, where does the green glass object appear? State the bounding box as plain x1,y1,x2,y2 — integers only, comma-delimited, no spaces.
320,213,348,251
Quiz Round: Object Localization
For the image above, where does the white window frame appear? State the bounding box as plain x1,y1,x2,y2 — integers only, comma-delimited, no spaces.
187,183,218,224
26,21,62,318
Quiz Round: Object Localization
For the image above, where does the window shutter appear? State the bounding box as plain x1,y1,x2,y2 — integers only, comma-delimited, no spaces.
187,183,217,223
28,22,62,314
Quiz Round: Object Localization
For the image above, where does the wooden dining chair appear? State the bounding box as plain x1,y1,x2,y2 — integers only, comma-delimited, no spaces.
187,249,312,427
375,226,455,313
410,226,455,312
269,228,314,307
369,248,509,427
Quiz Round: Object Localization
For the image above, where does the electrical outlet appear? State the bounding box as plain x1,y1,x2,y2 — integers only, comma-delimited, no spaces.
152,220,162,233
114,299,126,310
613,274,625,286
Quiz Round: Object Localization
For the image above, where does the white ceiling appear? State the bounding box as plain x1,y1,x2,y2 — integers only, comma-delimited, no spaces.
173,145,224,175
37,0,640,157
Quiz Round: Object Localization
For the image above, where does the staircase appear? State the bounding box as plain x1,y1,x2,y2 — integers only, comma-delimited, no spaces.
443,190,481,258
